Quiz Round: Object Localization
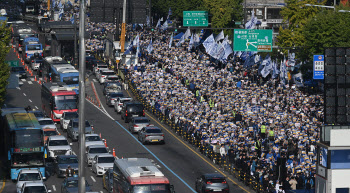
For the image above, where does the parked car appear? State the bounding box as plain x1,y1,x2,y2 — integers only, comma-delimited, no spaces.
43,127,60,144
85,145,109,166
103,82,122,96
102,169,113,193
61,177,92,193
16,169,45,193
46,135,73,159
53,155,79,178
138,126,165,145
91,154,115,176
85,134,105,150
18,182,51,193
11,66,27,79
38,117,57,129
114,97,132,114
105,92,124,107
67,119,93,141
60,112,79,131
129,117,151,133
121,102,145,123
195,173,229,193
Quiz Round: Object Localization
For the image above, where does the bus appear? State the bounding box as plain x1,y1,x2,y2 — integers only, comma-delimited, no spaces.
51,66,79,94
40,56,69,81
0,108,46,180
15,28,38,53
22,37,43,63
113,158,175,193
41,82,78,122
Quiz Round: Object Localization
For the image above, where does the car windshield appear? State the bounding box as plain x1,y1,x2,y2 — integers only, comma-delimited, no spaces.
62,76,79,85
44,130,58,136
86,136,101,141
58,157,78,164
66,180,78,188
33,112,45,118
102,71,115,76
107,77,119,81
18,173,41,181
146,129,161,133
38,120,54,125
89,147,108,154
98,156,114,163
27,44,42,50
64,112,78,120
11,67,25,72
121,99,132,103
132,184,170,193
49,139,68,146
97,65,108,68
12,153,44,167
72,120,90,128
128,104,143,112
23,186,46,193
135,119,149,124
54,95,77,110
206,178,226,183
110,93,123,98
14,130,43,148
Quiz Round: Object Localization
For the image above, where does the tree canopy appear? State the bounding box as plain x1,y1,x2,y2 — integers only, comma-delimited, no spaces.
0,21,11,106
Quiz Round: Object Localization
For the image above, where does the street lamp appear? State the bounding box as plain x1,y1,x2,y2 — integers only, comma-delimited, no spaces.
305,3,335,10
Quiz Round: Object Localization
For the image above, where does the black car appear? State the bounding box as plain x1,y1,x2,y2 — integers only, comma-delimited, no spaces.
11,66,27,78
195,173,229,193
102,169,113,192
53,155,79,178
121,102,145,123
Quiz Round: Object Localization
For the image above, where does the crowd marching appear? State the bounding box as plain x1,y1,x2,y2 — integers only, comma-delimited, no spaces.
45,2,324,192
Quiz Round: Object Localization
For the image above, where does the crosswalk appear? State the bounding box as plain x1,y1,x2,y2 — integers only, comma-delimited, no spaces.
19,78,42,85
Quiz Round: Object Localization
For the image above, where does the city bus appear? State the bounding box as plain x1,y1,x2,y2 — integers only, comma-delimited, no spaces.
0,108,46,180
41,82,78,122
113,158,175,193
51,66,79,94
15,28,38,53
22,37,43,63
40,56,69,81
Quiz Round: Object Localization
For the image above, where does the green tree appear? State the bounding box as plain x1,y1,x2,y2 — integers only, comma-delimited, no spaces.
303,10,350,57
0,21,11,106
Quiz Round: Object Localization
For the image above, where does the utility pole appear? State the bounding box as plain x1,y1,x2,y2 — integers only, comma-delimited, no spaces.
78,0,86,192
120,0,126,52
244,0,247,26
149,0,151,24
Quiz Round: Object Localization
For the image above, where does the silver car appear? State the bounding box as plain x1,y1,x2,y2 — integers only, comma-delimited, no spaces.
129,117,151,133
16,169,45,193
138,126,165,145
85,145,110,166
60,112,79,131
85,134,105,151
105,92,124,107
38,118,57,129
113,97,132,114
91,154,115,176
67,119,94,141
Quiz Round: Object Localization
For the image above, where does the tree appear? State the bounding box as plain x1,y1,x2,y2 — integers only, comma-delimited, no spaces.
0,21,11,106
303,10,350,57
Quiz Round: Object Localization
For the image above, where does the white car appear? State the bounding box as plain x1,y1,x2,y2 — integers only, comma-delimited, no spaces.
96,68,109,80
85,134,105,151
114,97,133,114
38,117,57,129
59,112,79,131
16,169,45,193
91,154,115,176
18,182,51,193
93,63,108,75
99,70,115,84
85,145,110,166
46,135,73,159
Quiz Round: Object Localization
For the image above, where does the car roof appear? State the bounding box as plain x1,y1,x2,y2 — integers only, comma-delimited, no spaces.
23,182,45,187
66,176,79,181
57,155,78,159
88,145,106,148
203,173,226,179
125,102,142,106
49,135,67,140
85,134,99,137
43,127,57,131
20,169,40,174
95,154,114,158
132,117,149,120
37,117,54,121
144,126,160,130
72,118,88,123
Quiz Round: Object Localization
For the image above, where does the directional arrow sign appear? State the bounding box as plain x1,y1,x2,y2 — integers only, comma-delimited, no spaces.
233,29,273,52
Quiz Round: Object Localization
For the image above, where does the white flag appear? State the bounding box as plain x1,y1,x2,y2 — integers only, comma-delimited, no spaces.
147,38,153,53
215,30,224,42
169,33,173,48
188,34,194,51
183,28,191,40
203,34,215,53
245,10,258,29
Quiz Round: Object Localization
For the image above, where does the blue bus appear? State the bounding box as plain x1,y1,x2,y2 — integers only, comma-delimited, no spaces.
0,108,46,180
23,37,43,63
51,65,79,94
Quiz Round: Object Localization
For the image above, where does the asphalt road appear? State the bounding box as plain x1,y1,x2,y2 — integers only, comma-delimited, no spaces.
2,47,253,193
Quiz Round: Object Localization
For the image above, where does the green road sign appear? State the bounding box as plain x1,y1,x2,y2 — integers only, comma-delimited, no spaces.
183,11,208,27
233,29,273,52
6,60,19,67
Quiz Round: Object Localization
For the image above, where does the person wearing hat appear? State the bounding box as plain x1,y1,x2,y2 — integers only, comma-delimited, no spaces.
65,165,74,178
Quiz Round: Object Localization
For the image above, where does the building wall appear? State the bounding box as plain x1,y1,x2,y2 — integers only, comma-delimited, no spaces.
331,169,350,193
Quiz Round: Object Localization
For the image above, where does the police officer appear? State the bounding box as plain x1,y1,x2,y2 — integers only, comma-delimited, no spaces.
268,128,274,142
260,123,266,139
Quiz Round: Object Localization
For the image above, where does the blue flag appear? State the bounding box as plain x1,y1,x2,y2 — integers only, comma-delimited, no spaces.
147,38,153,53
70,14,75,24
203,34,214,53
67,0,72,6
261,55,273,78
272,60,280,79
169,33,173,48
243,54,256,69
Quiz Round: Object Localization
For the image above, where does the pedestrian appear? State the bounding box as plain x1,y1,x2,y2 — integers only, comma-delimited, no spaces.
65,165,74,177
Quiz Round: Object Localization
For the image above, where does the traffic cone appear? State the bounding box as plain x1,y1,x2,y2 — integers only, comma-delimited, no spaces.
99,133,102,138
104,139,107,147
113,148,116,157
35,75,37,81
38,79,41,84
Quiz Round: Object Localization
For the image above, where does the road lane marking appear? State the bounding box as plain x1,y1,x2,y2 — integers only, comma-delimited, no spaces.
86,99,114,120
125,89,250,193
30,78,34,81
28,81,33,84
16,87,21,90
114,120,196,193
19,82,23,85
23,93,26,96
73,151,76,155
0,178,5,193
100,191,103,193
29,99,32,103
21,79,26,82
52,185,56,191
35,106,38,109
93,79,97,82
90,176,96,182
